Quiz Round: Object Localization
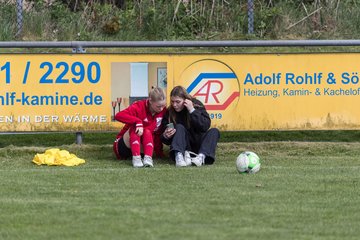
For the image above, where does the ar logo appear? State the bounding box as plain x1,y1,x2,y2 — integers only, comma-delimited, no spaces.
193,80,223,103
187,73,239,110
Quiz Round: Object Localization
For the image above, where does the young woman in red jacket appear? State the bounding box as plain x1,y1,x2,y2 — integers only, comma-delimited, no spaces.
113,87,166,168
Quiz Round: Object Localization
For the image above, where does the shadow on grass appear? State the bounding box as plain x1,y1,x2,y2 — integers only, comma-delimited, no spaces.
1,130,360,148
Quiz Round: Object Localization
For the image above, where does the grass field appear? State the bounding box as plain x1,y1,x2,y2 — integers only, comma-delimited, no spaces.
1,132,360,240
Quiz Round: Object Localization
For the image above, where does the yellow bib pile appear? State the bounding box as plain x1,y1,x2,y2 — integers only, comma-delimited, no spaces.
32,148,85,166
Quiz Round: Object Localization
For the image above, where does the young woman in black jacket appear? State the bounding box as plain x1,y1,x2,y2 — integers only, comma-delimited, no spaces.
161,85,220,167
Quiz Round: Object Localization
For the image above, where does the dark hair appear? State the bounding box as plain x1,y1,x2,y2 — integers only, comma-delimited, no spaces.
170,85,192,101
168,86,194,127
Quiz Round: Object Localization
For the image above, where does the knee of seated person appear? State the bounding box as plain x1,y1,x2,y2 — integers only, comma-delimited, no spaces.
175,123,186,131
209,128,220,137
143,128,152,135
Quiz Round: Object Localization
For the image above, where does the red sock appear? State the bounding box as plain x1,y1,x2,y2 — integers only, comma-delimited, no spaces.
129,127,141,156
142,128,154,156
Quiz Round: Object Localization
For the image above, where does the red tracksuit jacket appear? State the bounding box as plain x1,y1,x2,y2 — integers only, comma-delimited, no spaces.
115,99,166,157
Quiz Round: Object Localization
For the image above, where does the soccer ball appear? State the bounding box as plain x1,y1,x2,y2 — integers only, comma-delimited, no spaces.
236,151,261,174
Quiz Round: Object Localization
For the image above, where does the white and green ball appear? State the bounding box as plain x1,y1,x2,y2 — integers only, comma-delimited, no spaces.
236,151,261,174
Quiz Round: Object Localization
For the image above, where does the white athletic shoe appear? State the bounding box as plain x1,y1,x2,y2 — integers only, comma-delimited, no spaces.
191,153,205,167
184,151,192,166
143,155,154,167
132,155,144,168
175,152,187,167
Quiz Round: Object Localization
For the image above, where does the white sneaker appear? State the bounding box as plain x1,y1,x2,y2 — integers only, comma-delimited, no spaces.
143,155,154,167
175,152,187,167
132,155,144,168
191,153,205,167
184,151,192,166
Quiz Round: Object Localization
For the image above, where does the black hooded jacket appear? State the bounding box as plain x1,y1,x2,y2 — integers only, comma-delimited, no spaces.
161,98,211,149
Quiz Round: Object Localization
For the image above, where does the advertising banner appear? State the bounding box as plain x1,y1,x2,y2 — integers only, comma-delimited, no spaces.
0,54,169,131
1,53,360,131
174,53,360,130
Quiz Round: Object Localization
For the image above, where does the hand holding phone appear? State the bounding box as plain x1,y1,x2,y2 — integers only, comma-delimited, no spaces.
164,123,176,139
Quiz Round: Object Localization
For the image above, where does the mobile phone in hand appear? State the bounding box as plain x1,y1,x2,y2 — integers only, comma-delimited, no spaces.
166,123,174,129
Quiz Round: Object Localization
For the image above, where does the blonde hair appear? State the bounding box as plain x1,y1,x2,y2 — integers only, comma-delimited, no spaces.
149,87,165,102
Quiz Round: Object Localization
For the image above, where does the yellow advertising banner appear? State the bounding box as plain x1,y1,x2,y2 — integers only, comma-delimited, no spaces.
1,53,360,131
173,53,360,130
